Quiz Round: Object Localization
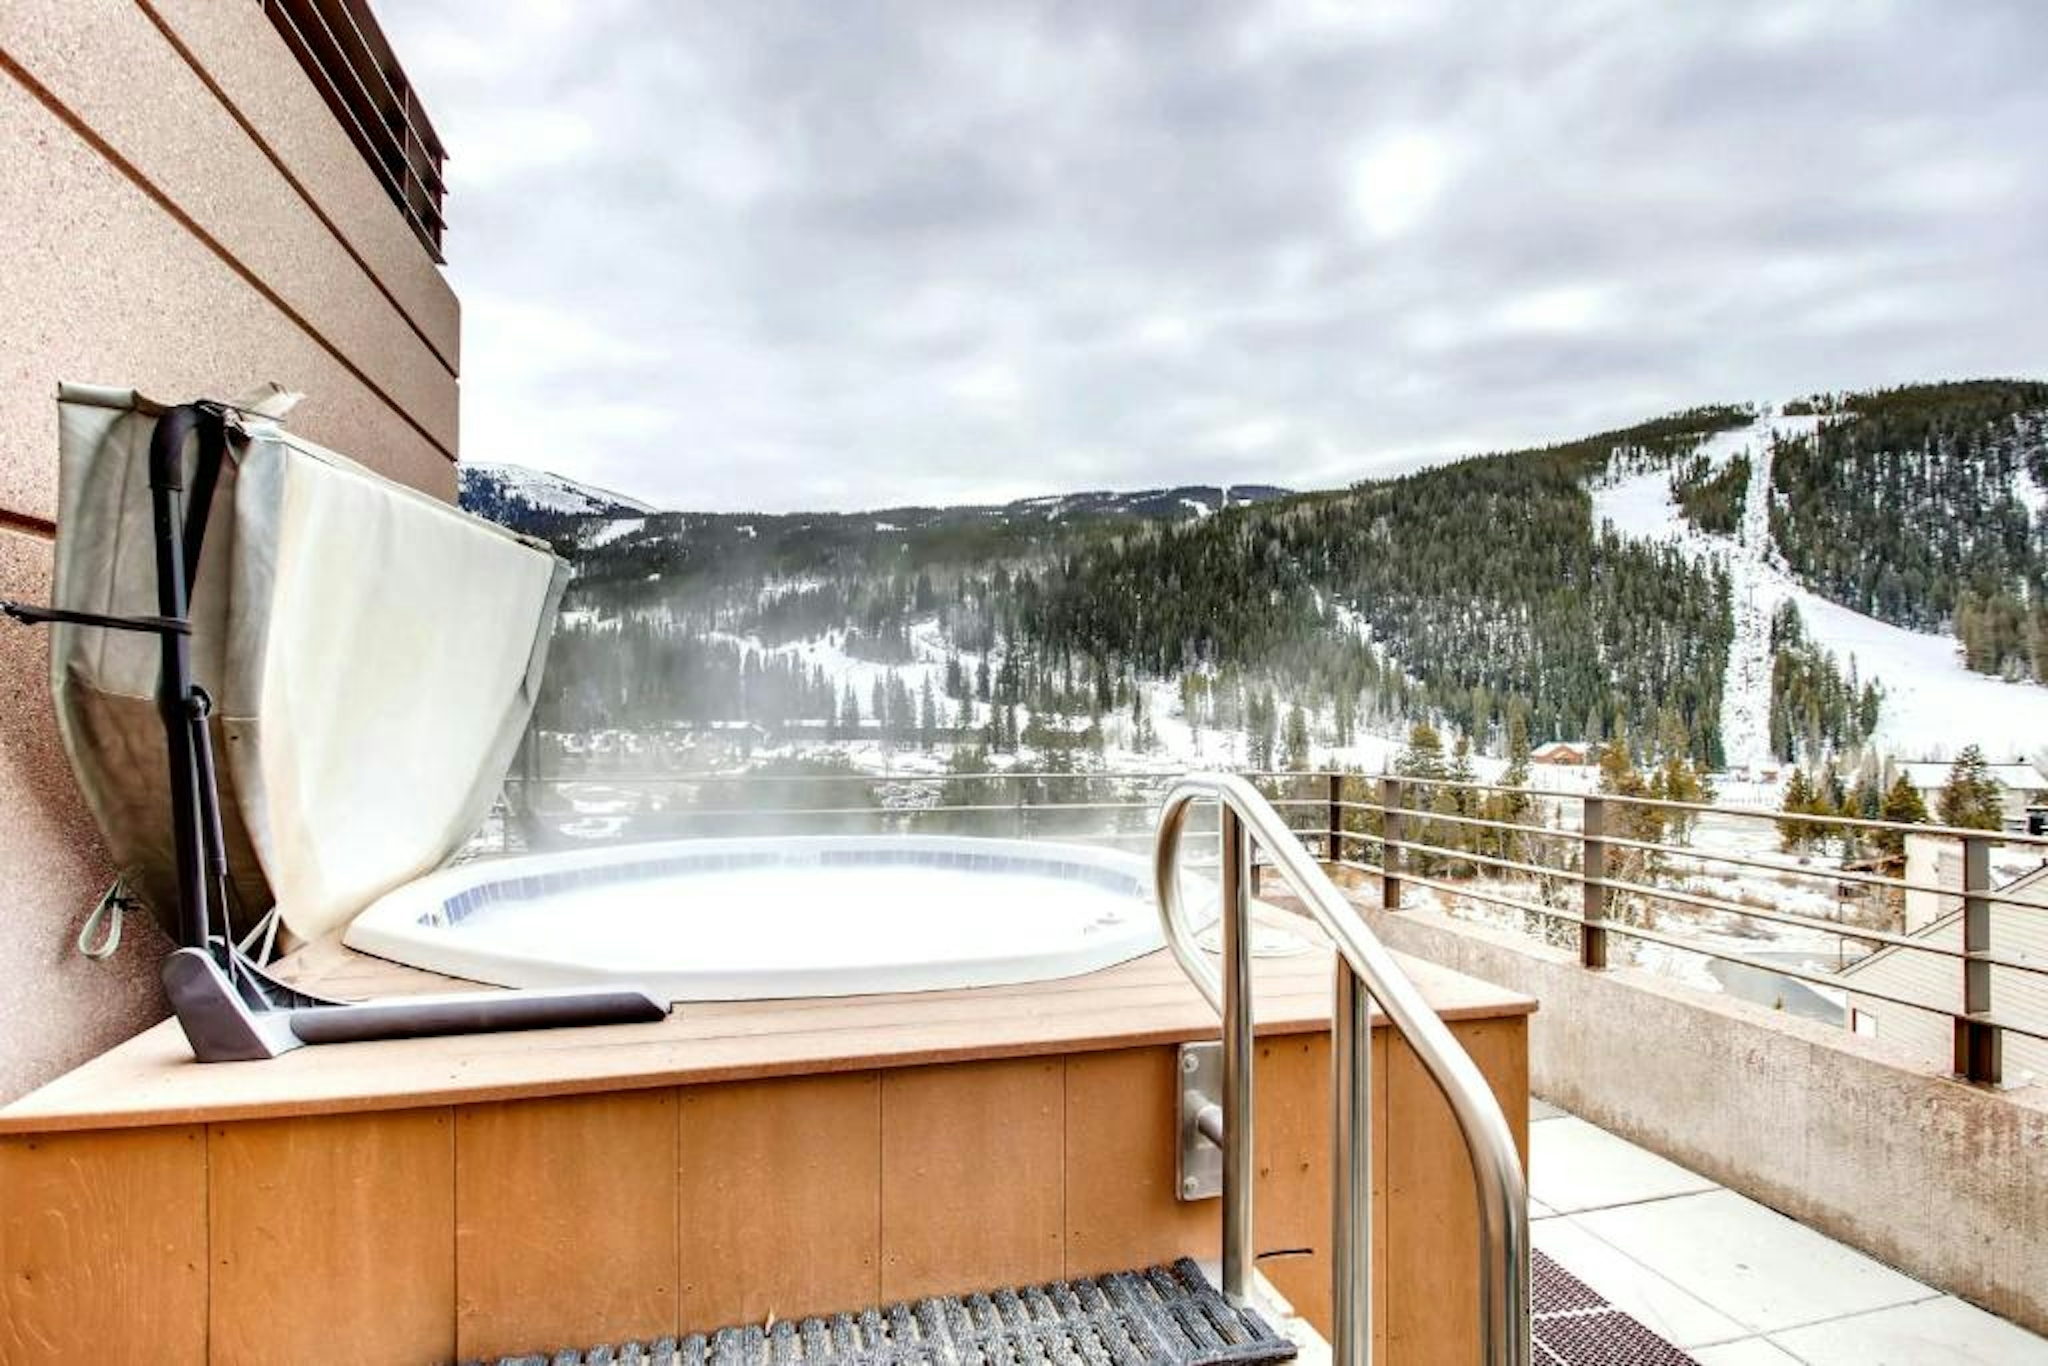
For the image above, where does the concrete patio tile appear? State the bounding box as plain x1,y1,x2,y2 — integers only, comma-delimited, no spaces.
1770,1295,2048,1365
1688,1339,1803,1365
1576,1188,1932,1334
1528,1115,1717,1214
1532,1214,1751,1349
1529,1196,1558,1220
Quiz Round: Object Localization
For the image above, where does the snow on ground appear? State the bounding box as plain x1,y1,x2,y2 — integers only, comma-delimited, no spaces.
706,624,951,710
581,515,646,549
2015,465,2048,521
1593,405,2047,766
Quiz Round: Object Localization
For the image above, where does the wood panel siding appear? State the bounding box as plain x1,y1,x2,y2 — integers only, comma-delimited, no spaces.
455,1091,680,1362
0,949,1533,1363
1385,1018,1530,1366
677,1072,882,1327
880,1057,1067,1301
0,1125,208,1362
1063,1047,1219,1277
208,1109,455,1363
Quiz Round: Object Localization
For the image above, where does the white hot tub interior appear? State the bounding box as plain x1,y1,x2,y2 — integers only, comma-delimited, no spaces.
344,835,1194,1001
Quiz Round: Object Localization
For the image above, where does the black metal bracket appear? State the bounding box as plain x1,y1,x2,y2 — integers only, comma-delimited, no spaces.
8,399,671,1062
0,601,192,635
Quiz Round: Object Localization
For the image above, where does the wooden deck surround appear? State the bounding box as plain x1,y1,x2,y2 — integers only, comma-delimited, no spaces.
0,925,1533,1365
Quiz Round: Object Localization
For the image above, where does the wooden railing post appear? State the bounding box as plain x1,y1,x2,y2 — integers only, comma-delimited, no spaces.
1326,771,1344,866
1581,795,1608,969
1380,776,1404,910
1955,833,2001,1084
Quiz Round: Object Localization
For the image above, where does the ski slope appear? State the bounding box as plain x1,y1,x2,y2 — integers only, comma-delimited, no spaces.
1593,407,2047,766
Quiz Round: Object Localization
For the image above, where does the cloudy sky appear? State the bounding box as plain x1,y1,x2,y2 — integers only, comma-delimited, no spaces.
380,0,2046,512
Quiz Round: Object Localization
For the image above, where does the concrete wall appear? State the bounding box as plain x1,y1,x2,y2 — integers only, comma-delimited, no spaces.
1359,903,2048,1336
0,1,458,1101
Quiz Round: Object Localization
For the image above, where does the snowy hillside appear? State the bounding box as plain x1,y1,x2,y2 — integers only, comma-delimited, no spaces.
458,464,654,524
1594,405,2047,765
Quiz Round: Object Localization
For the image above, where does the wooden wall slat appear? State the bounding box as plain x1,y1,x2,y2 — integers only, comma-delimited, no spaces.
676,1072,881,1329
1063,1047,1217,1279
208,1108,454,1363
1385,1018,1529,1366
455,1090,678,1361
0,1126,207,1362
880,1057,1064,1301
1249,1029,1390,1359
1,1009,1529,1365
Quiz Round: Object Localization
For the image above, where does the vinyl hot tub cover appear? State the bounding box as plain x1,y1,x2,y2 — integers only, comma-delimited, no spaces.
48,384,569,945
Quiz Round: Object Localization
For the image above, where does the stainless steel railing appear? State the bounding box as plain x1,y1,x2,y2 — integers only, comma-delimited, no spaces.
1153,772,1531,1366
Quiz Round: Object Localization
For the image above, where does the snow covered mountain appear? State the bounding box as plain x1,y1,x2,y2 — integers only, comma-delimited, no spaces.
1593,402,2047,768
471,381,2048,776
459,470,1289,544
458,464,654,527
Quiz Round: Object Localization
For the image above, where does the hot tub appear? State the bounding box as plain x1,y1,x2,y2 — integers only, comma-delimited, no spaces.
344,835,1174,1001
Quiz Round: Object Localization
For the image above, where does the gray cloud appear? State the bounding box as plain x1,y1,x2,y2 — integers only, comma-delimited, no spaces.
380,0,2048,510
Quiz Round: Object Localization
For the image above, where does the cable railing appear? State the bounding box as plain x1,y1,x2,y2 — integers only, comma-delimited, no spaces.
490,762,2045,1085
1153,773,1531,1366
265,0,449,259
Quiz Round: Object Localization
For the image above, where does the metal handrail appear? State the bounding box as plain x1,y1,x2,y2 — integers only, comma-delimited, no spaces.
1153,772,1531,1366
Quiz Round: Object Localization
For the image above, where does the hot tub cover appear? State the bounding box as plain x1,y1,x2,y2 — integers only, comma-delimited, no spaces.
49,384,569,944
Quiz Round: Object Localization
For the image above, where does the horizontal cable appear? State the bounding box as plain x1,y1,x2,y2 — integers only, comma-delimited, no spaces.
1339,797,2047,912
1367,829,2045,973
1344,861,2048,1041
1378,772,2048,848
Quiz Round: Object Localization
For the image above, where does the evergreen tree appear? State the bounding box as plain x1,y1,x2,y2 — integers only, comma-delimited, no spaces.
1484,708,1536,856
1283,703,1312,772
1875,774,1929,857
1777,769,1827,852
838,682,861,738
1396,720,1446,780
1937,745,2004,830
1848,758,1884,822
1446,733,1478,813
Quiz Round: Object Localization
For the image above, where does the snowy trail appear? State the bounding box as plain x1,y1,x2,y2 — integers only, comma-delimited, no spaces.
1594,408,2048,764
1716,420,1784,771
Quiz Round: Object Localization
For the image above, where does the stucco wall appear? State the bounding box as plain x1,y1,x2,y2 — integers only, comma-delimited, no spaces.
0,1,458,1101
1360,902,2048,1336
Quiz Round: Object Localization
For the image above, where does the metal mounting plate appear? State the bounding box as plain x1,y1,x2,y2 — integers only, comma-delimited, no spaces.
1177,1040,1223,1201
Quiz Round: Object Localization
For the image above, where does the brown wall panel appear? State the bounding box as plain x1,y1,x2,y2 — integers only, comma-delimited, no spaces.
677,1072,882,1328
0,1124,207,1362
1384,1017,1529,1366
455,1091,679,1361
208,1108,456,1364
880,1056,1065,1301
0,1018,1530,1362
1063,1047,1219,1279
1250,1029,1391,1357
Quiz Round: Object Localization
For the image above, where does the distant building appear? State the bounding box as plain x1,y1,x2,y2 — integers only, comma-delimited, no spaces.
1842,843,2048,1084
1896,760,2048,833
1530,741,1589,766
